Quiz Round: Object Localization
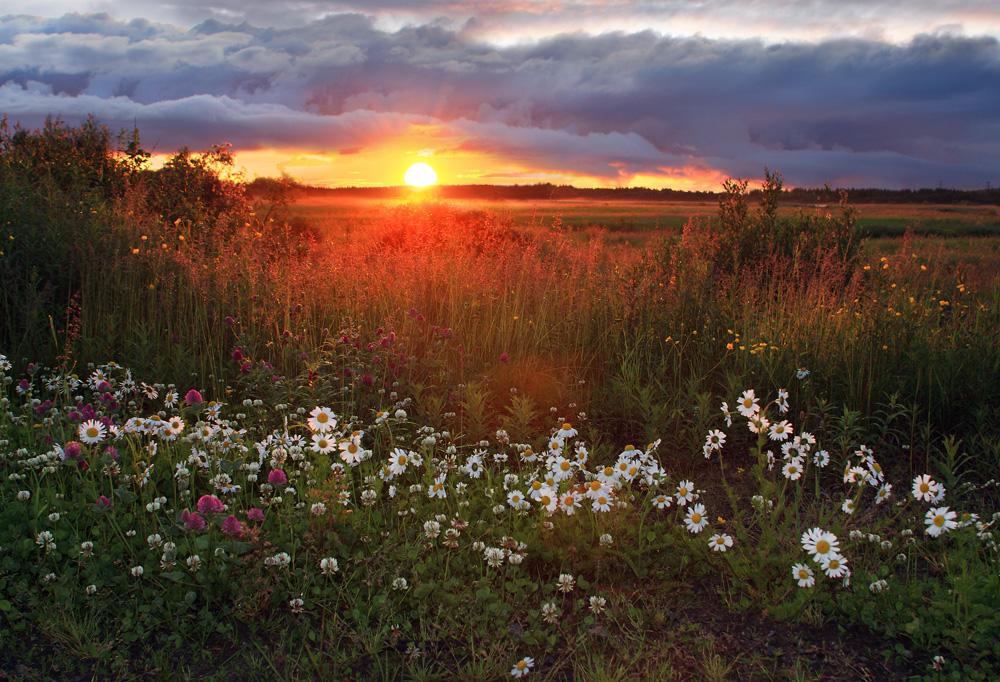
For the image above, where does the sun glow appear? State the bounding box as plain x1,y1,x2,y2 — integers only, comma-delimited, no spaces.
404,162,438,188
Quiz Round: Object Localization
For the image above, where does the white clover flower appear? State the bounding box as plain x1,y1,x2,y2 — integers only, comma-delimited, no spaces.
599,533,613,547
311,502,328,516
85,584,97,596
556,573,575,593
423,520,442,539
392,577,408,591
320,557,339,575
588,595,607,614
130,566,144,577
187,555,202,572
16,490,30,501
35,531,55,552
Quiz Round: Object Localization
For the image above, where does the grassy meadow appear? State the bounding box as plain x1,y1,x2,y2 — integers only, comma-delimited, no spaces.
1,121,999,680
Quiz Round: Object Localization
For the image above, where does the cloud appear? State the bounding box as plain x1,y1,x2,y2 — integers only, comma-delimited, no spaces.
0,11,998,187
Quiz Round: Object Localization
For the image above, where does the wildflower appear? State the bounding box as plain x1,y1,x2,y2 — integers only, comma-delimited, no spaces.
792,563,815,587
813,450,830,467
310,502,328,516
183,389,203,406
776,388,789,414
556,573,575,593
704,429,726,452
932,656,945,671
36,531,56,552
675,480,695,506
220,515,245,538
747,415,770,434
339,439,367,465
684,503,709,534
796,367,810,380
869,579,888,594
588,595,607,614
652,494,672,509
389,448,412,476
558,492,580,515
79,419,106,445
392,577,408,591
801,528,840,561
507,490,530,511
599,533,613,547
590,491,612,513
268,469,288,486
80,541,94,558
62,441,83,460
720,402,733,427
911,474,940,503
196,495,225,514
484,547,506,567
289,598,305,613
320,557,339,575
428,475,447,499
535,487,558,513
311,434,336,454
841,499,856,514
768,420,793,441
541,601,559,624
307,407,337,433
423,520,442,539
875,483,892,504
736,389,760,417
247,507,265,522
782,459,804,480
182,509,207,531
511,656,534,678
131,566,144,578
708,533,733,552
17,490,30,501
556,422,577,439
85,584,97,596
821,554,849,578
925,507,958,537
146,533,163,549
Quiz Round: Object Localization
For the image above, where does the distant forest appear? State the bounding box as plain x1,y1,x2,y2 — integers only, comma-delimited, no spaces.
248,178,1000,205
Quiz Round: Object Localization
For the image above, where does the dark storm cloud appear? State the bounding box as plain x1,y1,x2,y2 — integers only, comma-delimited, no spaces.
1,11,998,187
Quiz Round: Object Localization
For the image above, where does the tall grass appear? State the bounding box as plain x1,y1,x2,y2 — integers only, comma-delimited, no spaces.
2,119,998,479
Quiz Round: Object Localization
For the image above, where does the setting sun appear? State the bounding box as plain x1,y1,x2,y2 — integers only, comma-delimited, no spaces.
403,162,438,188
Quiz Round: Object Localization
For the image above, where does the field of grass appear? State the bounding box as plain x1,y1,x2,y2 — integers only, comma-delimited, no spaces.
1,123,999,680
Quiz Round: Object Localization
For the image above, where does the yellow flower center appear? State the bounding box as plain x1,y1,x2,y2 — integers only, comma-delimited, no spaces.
397,455,407,465
742,398,753,408
560,461,571,471
562,422,571,430
540,495,551,506
87,427,99,437
563,496,574,506
816,539,830,554
516,661,527,670
597,496,607,505
798,569,809,579
678,487,688,496
317,413,328,423
934,515,945,527
589,480,602,491
531,481,542,490
690,513,702,523
919,483,929,493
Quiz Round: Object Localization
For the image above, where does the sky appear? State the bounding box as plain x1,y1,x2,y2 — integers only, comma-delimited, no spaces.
1,2,999,189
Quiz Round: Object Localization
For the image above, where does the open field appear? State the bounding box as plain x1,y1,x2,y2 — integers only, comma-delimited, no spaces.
288,194,1000,238
2,124,999,680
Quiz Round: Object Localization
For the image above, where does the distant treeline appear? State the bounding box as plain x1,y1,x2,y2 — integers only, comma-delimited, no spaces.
248,177,1000,205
